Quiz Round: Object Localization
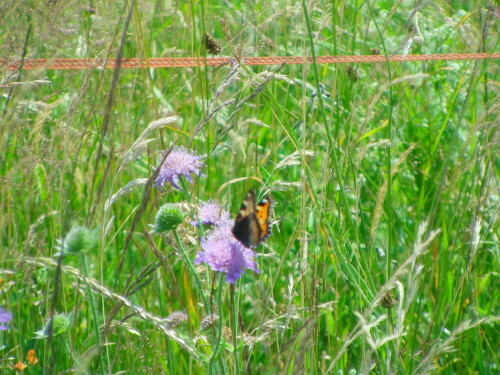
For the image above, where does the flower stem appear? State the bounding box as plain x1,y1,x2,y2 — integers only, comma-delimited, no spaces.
230,284,240,374
173,230,210,314
209,273,226,375
82,255,106,375
179,177,193,203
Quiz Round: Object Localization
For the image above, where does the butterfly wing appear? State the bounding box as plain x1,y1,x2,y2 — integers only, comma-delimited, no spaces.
232,189,260,248
255,197,272,242
232,189,272,248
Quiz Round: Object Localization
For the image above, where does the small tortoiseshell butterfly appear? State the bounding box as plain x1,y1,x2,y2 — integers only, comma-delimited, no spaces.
232,189,272,248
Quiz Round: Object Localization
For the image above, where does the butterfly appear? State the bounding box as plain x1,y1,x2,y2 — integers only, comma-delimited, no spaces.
203,32,222,55
232,189,272,248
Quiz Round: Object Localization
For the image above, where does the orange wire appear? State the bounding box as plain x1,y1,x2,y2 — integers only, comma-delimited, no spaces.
1,53,498,71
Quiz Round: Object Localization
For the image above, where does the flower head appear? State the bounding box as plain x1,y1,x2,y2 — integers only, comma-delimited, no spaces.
14,362,27,372
54,225,97,257
152,203,186,233
0,308,12,330
200,314,219,330
195,225,259,284
381,291,396,309
191,200,231,227
155,146,203,191
162,311,188,328
35,313,72,339
27,350,38,366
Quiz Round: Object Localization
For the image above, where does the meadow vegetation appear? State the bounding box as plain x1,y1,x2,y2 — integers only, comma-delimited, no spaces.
1,0,499,374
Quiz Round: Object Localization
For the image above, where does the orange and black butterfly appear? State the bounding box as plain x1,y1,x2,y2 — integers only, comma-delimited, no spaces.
232,189,272,248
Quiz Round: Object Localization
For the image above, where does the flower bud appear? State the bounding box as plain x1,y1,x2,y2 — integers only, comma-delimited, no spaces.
152,204,186,233
35,313,73,338
54,225,97,257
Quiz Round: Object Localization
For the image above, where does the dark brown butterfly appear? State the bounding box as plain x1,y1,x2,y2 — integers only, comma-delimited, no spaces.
232,189,272,248
203,32,222,55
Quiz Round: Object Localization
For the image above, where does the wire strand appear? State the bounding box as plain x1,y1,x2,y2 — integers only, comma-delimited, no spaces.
1,53,498,71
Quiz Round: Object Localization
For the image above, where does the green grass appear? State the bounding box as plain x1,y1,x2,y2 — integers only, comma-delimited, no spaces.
1,0,499,374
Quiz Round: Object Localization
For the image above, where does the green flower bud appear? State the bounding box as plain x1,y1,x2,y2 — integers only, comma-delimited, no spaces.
54,225,97,257
153,204,186,233
35,313,73,339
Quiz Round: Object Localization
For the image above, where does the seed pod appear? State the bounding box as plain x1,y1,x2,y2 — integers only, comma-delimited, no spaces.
204,33,222,55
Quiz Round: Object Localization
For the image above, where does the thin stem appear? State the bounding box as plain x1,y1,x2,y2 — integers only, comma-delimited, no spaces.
173,230,210,314
209,273,226,375
82,255,106,375
230,284,240,375
62,333,83,372
301,0,355,231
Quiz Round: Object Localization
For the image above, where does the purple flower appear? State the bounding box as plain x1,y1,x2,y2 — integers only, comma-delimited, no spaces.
195,224,260,284
0,308,12,330
191,200,231,227
155,146,204,190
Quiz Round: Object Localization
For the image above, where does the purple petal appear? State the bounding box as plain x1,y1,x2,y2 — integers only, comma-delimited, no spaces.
195,225,259,283
0,308,12,330
0,309,12,324
154,146,204,191
191,200,231,227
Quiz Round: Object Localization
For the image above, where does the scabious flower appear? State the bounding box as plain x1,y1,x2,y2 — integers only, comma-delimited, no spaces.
195,224,259,284
155,146,204,191
0,308,12,330
191,200,231,227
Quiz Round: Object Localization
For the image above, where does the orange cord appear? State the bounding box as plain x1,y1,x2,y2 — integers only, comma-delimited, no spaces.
1,53,498,71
